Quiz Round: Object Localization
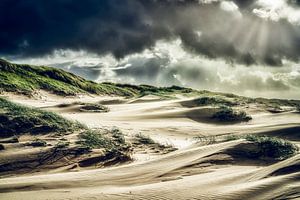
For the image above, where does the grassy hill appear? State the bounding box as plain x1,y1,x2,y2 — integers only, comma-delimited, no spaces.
1,58,300,108
0,59,194,97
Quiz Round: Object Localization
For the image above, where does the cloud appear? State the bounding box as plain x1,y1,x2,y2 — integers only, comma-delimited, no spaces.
253,0,300,24
14,39,300,99
220,1,239,12
1,0,300,66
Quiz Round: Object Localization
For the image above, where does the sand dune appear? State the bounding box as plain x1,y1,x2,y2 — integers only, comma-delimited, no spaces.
1,93,300,200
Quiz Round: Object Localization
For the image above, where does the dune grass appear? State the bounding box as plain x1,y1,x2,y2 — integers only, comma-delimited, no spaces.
0,59,197,98
79,103,110,113
0,59,137,96
26,138,47,147
194,135,217,145
0,97,84,137
195,96,237,106
135,133,156,144
244,135,298,160
195,134,298,160
134,133,177,152
212,106,252,122
77,128,130,151
0,97,132,165
296,105,300,112
2,58,300,112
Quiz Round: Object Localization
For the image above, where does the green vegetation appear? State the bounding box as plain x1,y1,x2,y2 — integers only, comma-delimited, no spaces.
111,83,195,98
54,141,70,149
244,135,298,160
0,97,83,137
1,59,300,109
266,105,284,113
0,59,138,96
195,96,236,106
78,130,112,149
77,128,132,164
224,134,240,141
194,135,217,144
194,134,298,161
79,103,109,113
135,133,155,144
296,105,300,112
0,59,196,97
110,127,126,144
77,128,130,151
251,97,300,110
0,97,130,155
212,106,252,122
27,138,47,147
134,133,177,152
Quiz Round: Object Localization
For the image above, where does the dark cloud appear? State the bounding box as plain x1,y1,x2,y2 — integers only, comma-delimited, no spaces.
1,0,300,66
288,0,300,6
115,56,169,79
49,61,102,80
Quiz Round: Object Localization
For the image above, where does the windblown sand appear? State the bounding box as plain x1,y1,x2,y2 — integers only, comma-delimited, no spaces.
1,92,300,200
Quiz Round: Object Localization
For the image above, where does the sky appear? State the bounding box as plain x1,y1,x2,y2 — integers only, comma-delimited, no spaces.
1,0,300,99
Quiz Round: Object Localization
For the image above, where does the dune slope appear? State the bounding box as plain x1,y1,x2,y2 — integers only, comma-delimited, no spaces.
0,92,299,200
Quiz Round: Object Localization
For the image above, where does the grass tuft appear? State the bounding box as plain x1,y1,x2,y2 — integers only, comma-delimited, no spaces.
135,133,155,144
79,103,109,113
195,96,236,106
27,138,47,147
54,141,70,149
244,135,298,160
0,97,84,137
194,135,217,144
77,128,130,151
212,106,252,122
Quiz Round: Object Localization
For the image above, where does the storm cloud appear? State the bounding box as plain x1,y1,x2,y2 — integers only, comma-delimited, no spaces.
1,0,300,66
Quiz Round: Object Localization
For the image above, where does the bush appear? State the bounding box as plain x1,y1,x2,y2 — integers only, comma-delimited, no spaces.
212,106,252,122
244,135,298,160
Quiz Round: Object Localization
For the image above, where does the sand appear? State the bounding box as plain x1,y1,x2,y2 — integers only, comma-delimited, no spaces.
0,92,300,200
